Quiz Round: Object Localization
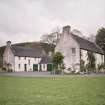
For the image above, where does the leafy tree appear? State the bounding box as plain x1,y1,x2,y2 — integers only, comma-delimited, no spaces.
53,52,64,74
95,27,105,53
80,59,86,72
86,52,96,72
25,42,32,48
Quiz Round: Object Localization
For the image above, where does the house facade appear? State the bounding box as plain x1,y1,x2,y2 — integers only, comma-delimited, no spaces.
3,25,104,73
3,41,53,72
55,26,104,73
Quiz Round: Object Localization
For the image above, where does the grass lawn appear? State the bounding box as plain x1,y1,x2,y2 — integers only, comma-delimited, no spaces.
0,76,105,105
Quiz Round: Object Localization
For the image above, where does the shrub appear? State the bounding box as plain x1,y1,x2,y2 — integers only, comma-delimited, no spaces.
2,67,7,71
8,69,13,72
97,64,105,73
87,52,96,72
80,59,86,72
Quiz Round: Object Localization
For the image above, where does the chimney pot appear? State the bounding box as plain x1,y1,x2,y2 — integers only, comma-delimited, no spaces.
63,25,71,34
7,41,11,46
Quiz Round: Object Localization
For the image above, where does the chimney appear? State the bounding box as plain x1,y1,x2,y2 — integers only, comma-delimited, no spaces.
63,25,71,34
7,41,11,46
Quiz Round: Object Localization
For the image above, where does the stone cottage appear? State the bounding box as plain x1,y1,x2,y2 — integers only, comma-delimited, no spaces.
55,26,104,73
3,41,53,72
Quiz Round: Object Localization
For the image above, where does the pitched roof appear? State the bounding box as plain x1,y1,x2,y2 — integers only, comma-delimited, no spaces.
71,34,104,54
11,46,45,57
40,56,52,64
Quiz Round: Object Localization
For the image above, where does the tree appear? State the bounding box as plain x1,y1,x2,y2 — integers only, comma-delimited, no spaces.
86,51,96,72
25,42,32,48
88,34,95,42
40,27,61,45
72,29,83,37
80,59,86,72
95,27,105,53
53,52,64,74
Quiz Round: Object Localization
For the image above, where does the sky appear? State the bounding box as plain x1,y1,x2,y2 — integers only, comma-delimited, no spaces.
0,0,105,46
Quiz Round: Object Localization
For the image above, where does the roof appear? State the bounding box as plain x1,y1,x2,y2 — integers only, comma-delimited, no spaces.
40,57,52,64
71,34,104,54
11,46,45,57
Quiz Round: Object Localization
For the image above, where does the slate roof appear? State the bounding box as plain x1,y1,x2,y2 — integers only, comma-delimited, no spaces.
40,57,52,64
71,34,104,54
11,46,45,57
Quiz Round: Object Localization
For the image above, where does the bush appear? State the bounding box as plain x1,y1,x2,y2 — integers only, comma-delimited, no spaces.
2,67,7,71
50,70,62,74
8,69,13,72
97,64,105,73
55,70,62,74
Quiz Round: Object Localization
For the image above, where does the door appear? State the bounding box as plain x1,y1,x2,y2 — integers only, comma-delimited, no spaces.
24,64,27,72
47,64,53,71
33,64,38,71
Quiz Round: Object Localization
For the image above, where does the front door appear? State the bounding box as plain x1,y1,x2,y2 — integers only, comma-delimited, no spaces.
47,64,53,71
33,64,38,71
24,64,27,72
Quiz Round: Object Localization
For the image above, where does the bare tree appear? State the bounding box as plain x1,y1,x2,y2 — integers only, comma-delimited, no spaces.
87,34,95,42
72,29,83,37
40,27,61,45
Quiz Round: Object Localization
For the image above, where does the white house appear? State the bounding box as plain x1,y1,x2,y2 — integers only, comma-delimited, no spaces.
3,25,104,73
3,41,53,72
55,25,104,73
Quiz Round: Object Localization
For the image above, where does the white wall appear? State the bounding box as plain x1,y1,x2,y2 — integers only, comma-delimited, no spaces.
41,64,47,71
95,53,104,68
3,46,15,71
55,32,80,72
81,49,104,69
14,56,41,72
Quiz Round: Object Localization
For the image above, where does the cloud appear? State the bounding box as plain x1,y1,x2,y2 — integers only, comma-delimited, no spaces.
0,0,105,46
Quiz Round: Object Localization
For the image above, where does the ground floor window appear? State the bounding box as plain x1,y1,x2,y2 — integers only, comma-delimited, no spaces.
18,64,20,69
24,64,27,71
43,64,46,69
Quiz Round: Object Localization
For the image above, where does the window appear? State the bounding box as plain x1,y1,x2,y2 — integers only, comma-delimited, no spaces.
34,58,36,61
18,56,20,60
28,59,30,65
43,64,46,69
18,64,20,69
72,48,76,54
24,57,26,60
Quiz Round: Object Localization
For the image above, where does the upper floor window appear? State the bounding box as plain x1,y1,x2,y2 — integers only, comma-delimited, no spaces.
18,56,21,60
24,57,26,60
34,58,36,61
28,59,30,65
72,48,76,54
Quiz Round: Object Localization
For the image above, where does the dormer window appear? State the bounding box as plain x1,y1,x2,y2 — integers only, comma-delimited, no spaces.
72,48,76,54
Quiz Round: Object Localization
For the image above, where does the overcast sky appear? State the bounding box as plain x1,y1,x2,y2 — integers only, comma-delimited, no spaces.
0,0,105,46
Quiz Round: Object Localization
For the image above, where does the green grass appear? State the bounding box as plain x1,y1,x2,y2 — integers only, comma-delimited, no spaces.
0,76,105,105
